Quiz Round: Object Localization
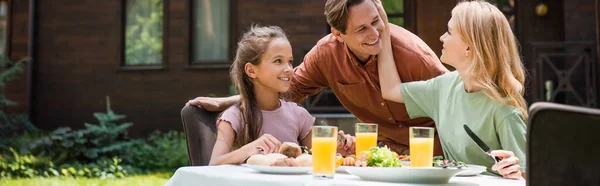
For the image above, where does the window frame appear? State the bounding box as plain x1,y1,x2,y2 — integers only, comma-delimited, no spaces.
186,0,236,70
119,0,169,71
385,0,415,32
0,0,11,56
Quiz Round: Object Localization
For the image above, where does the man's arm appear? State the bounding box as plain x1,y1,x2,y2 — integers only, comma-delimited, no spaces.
287,45,329,103
187,44,329,109
186,95,240,112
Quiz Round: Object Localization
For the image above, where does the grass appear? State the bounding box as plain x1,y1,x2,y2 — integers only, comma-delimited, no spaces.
0,172,172,186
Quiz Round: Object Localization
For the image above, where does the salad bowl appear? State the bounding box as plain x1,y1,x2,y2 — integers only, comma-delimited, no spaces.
345,166,464,184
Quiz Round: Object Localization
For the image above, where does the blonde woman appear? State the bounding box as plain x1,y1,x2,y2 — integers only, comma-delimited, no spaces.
376,0,526,179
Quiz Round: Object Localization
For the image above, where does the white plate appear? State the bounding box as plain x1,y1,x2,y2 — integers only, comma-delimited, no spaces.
345,166,464,184
455,164,487,176
335,166,352,173
242,164,311,174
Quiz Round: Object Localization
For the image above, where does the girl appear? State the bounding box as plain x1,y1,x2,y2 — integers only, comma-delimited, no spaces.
209,25,354,165
376,0,526,179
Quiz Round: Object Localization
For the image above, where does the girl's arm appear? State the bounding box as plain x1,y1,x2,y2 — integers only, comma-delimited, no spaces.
300,131,312,150
209,121,282,165
209,121,251,165
376,1,404,103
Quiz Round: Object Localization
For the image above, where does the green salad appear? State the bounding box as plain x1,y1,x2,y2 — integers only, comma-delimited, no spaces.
366,147,403,167
432,156,468,168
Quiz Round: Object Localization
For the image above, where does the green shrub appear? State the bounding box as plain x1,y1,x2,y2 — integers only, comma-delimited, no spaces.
122,131,188,173
0,147,129,179
26,97,141,164
0,55,38,153
0,148,49,178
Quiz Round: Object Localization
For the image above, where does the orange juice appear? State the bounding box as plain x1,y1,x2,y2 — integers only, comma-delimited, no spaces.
312,137,337,175
409,137,434,167
355,132,378,156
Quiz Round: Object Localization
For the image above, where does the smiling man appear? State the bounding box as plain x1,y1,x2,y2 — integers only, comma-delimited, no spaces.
187,0,448,156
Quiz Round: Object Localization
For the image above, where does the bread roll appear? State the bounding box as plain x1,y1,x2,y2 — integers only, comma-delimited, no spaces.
246,154,270,166
295,154,312,167
264,153,287,159
278,142,302,158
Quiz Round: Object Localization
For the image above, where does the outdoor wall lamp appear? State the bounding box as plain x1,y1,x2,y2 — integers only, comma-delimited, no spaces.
535,1,548,17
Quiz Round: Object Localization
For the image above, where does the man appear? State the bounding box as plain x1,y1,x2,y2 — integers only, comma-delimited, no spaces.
187,0,448,156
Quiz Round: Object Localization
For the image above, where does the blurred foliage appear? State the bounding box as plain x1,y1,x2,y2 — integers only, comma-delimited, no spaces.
0,55,38,153
122,131,188,173
0,147,128,179
383,0,404,27
26,97,140,164
125,0,163,65
1,96,188,178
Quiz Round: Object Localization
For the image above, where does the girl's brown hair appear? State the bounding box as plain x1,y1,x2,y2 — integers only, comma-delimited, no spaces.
229,25,288,148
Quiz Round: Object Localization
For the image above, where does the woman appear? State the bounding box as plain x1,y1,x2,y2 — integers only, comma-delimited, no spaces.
376,0,526,179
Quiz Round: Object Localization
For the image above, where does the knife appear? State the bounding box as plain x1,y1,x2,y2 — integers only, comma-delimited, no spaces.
463,124,501,163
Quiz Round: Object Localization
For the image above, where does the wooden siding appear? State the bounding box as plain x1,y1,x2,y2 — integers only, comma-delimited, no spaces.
26,0,326,137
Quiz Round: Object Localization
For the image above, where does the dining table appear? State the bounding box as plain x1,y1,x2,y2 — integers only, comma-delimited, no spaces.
166,165,526,186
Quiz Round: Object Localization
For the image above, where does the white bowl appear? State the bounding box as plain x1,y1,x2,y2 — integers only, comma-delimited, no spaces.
345,166,464,184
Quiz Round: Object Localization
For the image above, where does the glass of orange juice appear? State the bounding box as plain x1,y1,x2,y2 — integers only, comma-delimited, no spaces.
312,126,338,179
355,123,378,156
409,127,434,167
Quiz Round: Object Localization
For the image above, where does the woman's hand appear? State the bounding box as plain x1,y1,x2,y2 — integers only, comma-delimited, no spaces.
490,150,523,180
336,130,356,156
243,134,282,156
373,0,389,26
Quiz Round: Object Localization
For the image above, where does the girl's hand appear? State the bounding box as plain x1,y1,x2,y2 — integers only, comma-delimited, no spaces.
244,134,282,156
490,150,523,180
337,130,356,156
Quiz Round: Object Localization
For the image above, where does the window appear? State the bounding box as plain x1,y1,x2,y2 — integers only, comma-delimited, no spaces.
489,0,516,31
190,0,231,67
123,0,165,67
0,0,9,55
384,0,404,27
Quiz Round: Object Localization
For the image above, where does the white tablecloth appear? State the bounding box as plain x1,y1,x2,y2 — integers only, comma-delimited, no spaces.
166,165,525,186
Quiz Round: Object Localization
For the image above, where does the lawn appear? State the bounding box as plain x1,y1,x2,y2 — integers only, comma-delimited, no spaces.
0,173,171,186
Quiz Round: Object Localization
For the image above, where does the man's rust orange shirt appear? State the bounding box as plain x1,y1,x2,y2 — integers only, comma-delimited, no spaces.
290,24,449,155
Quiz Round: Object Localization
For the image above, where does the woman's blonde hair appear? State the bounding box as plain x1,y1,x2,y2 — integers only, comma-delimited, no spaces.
452,0,528,119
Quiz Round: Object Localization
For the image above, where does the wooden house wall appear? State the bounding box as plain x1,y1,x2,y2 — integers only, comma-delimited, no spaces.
5,0,30,114
24,0,327,137
4,0,599,136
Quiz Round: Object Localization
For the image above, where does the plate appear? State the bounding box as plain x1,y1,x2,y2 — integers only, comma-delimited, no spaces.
345,166,464,184
242,164,311,174
335,166,352,173
455,164,487,176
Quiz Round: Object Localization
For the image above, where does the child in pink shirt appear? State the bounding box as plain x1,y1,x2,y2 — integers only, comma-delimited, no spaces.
209,25,355,165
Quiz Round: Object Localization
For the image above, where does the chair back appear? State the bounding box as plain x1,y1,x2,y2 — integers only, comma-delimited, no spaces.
527,102,600,186
181,105,220,166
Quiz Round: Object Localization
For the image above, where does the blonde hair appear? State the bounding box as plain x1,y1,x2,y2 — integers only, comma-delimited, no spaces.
452,0,528,119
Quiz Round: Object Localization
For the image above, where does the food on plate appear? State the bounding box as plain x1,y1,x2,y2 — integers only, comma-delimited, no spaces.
246,153,313,167
432,156,467,168
399,155,468,168
343,155,356,166
398,154,409,161
279,142,302,158
301,146,311,155
354,146,402,167
336,154,344,168
247,153,289,166
295,154,312,167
